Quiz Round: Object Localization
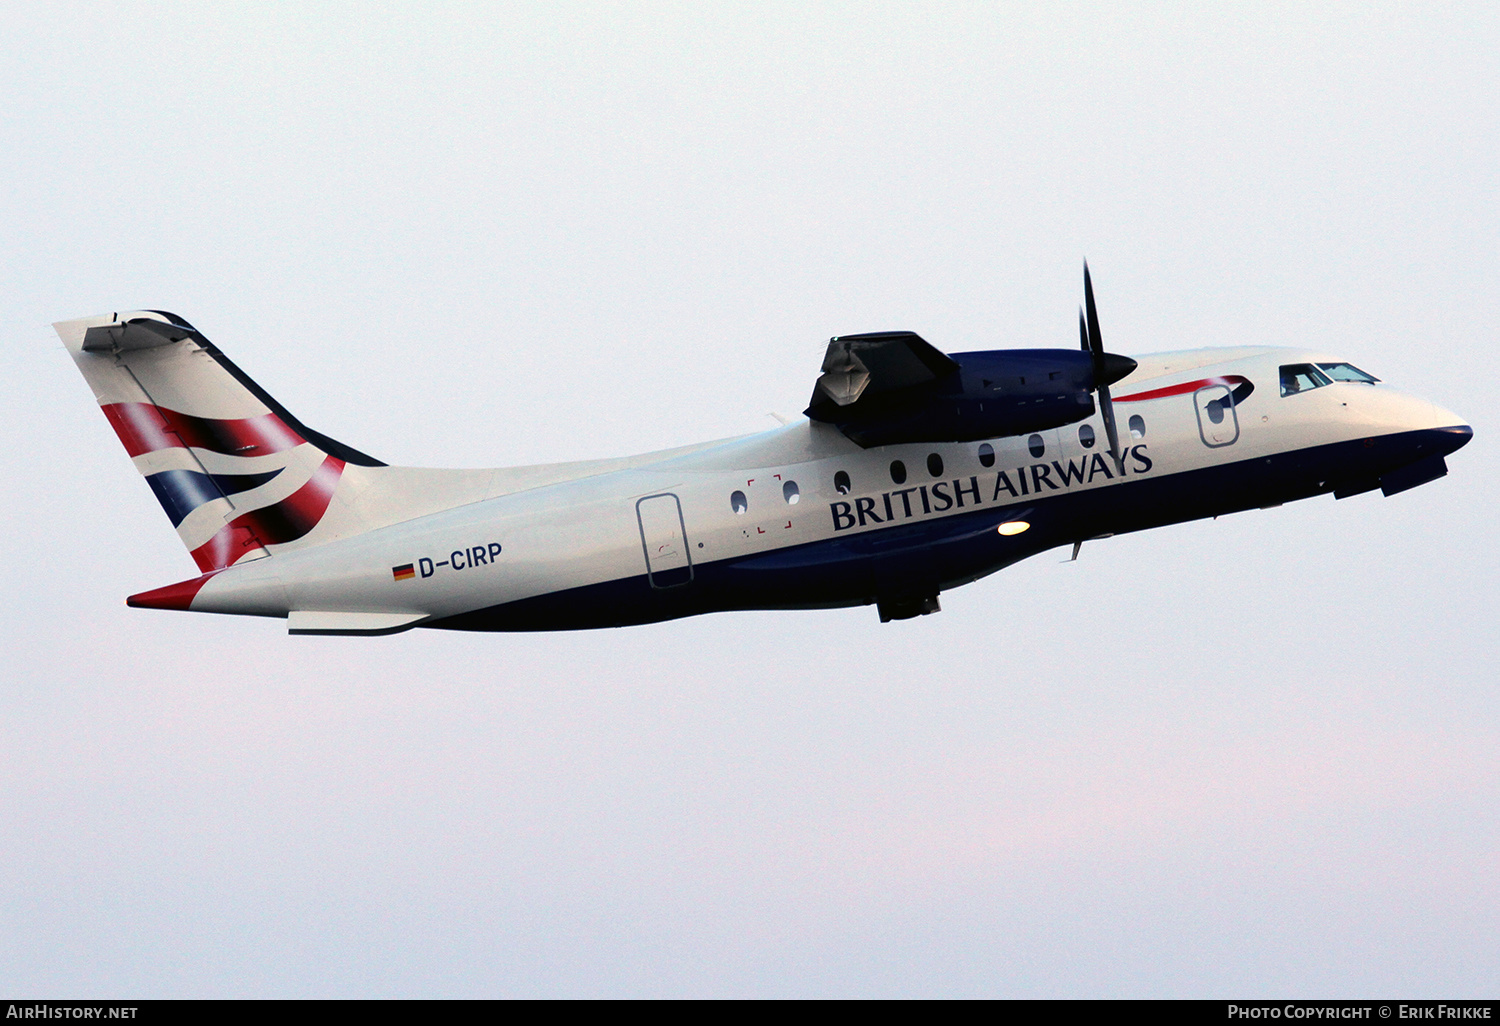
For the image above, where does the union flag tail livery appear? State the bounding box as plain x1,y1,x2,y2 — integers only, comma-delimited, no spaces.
55,271,1472,635
56,311,385,572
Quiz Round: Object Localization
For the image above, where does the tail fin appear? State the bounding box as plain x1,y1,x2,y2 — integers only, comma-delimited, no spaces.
56,311,385,573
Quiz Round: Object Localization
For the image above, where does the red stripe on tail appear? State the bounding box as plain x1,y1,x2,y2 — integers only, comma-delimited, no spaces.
101,402,305,457
189,456,346,572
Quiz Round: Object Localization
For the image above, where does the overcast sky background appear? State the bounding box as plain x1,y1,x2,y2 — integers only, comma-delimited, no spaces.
3,2,1497,998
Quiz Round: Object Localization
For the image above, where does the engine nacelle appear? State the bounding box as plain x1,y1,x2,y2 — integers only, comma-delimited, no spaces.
807,347,1135,448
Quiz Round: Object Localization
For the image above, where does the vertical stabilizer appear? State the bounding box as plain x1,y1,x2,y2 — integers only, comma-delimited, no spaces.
56,311,384,572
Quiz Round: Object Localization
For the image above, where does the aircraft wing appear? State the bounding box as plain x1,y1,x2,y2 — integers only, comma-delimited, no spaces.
807,331,959,411
803,330,1106,447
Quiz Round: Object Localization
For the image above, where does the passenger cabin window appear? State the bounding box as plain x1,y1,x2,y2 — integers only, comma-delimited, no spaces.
1028,434,1045,458
1317,362,1380,384
783,480,800,504
1280,364,1332,397
1078,424,1096,449
834,471,851,494
889,460,907,485
1129,415,1146,439
731,490,748,514
977,443,995,468
927,453,944,477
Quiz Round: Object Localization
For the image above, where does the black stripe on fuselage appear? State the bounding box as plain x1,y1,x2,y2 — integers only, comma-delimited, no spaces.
424,426,1471,632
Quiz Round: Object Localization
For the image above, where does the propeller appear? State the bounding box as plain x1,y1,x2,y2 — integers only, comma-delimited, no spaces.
1079,262,1132,471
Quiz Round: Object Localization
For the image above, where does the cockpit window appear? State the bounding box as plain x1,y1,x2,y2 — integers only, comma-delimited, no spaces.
1316,362,1380,384
1280,364,1332,397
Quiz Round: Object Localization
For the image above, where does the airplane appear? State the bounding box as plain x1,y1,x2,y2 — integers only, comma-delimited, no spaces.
55,267,1472,635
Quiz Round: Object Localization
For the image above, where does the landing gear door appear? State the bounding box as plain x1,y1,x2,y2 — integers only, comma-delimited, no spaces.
1194,384,1239,448
636,493,693,588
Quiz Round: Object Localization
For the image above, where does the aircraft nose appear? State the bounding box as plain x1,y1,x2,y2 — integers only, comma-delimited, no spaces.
1430,423,1473,457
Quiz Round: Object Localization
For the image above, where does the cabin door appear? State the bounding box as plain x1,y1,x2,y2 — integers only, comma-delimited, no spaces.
1194,384,1240,448
636,493,694,588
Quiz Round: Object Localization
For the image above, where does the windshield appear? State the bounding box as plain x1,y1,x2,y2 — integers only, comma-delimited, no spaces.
1280,364,1331,397
1316,362,1380,384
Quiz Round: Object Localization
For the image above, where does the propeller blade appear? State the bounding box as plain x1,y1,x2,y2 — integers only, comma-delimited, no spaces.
1079,308,1089,352
1098,377,1122,467
1084,263,1103,356
1083,261,1124,469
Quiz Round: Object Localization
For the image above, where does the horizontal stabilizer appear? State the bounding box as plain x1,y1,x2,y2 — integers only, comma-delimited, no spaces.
83,316,208,353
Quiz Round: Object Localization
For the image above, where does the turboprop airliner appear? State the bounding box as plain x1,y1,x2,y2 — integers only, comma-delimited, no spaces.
56,268,1471,635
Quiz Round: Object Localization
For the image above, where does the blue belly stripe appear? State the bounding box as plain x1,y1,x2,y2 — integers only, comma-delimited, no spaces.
424,427,1469,633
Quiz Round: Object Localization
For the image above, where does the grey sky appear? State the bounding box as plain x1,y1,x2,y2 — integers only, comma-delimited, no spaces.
3,2,1497,996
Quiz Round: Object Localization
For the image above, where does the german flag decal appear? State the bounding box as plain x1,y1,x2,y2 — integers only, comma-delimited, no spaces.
392,563,415,582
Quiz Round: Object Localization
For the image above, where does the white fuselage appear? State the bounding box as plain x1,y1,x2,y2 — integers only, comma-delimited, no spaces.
178,345,1467,632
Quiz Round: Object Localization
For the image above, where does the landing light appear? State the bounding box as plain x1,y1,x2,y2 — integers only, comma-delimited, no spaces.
997,521,1030,536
